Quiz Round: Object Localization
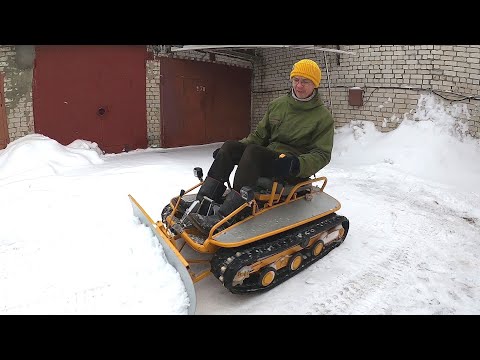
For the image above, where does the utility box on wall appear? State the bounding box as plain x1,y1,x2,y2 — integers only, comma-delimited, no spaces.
349,87,364,106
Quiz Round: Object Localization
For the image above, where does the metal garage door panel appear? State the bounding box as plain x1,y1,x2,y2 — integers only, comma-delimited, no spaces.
160,57,251,148
33,46,147,153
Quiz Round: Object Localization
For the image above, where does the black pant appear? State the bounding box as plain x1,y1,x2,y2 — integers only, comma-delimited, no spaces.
208,140,283,191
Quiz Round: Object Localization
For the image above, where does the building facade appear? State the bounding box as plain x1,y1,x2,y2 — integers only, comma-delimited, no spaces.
1,45,479,151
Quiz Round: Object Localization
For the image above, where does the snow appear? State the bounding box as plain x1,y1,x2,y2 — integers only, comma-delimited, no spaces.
1,93,479,314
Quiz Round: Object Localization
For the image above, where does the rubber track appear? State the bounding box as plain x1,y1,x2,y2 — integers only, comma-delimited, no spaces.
210,213,350,294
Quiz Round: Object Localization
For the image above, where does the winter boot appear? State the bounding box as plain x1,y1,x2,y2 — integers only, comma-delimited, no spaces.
169,195,193,217
188,190,247,235
172,176,226,216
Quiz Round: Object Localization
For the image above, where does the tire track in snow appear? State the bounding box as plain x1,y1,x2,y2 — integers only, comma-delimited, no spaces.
309,240,413,314
306,174,439,314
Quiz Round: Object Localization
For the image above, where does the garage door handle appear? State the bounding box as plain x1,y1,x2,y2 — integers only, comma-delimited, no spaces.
97,107,106,116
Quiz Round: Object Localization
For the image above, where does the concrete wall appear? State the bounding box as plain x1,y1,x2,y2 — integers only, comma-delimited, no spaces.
252,46,480,138
0,45,34,142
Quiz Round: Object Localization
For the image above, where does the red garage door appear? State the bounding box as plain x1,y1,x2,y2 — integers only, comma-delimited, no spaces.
33,45,147,153
160,57,251,148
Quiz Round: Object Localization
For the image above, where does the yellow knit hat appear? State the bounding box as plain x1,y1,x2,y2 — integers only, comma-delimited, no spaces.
290,59,322,87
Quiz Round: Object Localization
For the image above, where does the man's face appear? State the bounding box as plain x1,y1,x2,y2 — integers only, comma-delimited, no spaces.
291,76,316,99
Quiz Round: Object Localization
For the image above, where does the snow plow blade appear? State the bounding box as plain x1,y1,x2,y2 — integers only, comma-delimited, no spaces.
128,194,196,315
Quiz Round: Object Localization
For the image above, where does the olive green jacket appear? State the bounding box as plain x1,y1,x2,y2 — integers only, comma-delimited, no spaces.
240,90,334,178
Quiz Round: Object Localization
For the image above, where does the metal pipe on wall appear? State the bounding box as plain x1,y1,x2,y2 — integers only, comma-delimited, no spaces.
323,52,334,118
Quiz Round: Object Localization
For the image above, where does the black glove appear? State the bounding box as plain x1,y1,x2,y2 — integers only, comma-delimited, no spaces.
212,148,220,159
272,156,300,178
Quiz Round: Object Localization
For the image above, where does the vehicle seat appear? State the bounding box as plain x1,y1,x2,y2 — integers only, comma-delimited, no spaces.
254,177,312,201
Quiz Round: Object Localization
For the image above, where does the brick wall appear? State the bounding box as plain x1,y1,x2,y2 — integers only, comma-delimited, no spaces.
0,45,34,142
146,60,161,146
253,46,480,138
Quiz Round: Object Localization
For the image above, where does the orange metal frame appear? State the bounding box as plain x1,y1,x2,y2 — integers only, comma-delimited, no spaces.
160,177,339,283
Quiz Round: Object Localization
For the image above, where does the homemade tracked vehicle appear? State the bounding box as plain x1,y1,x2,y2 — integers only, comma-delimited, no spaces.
129,167,349,315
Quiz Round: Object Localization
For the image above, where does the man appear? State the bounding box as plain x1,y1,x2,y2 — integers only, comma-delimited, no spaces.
188,58,335,234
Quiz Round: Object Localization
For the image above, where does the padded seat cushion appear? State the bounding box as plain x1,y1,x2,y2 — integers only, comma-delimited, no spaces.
255,177,312,196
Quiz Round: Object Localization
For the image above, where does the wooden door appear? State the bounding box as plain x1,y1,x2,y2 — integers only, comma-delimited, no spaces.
0,73,9,149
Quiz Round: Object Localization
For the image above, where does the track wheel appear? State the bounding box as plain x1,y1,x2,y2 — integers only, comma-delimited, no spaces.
259,267,277,287
312,240,325,257
288,253,303,271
